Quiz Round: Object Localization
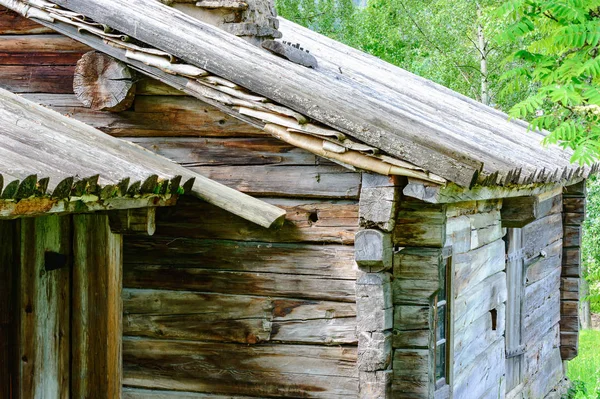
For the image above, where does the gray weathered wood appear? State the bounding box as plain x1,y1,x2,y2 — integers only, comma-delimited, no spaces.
355,229,392,272
0,87,285,228
109,208,156,236
20,215,71,398
74,51,136,112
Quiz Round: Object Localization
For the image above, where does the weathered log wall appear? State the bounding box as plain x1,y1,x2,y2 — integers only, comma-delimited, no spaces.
560,181,586,361
0,10,361,397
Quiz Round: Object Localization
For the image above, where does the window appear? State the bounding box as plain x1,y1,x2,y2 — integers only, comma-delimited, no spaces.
434,252,452,390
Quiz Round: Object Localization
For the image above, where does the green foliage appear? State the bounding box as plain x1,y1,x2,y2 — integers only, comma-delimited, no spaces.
583,175,600,313
565,330,600,398
497,0,600,163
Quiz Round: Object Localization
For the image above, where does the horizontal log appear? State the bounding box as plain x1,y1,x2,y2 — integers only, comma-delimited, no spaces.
560,345,578,361
0,65,75,93
453,338,505,399
524,268,561,316
560,300,579,318
0,6,53,33
189,165,360,198
561,277,580,292
394,201,446,247
525,239,562,285
123,338,358,398
501,193,561,228
524,324,559,378
563,247,581,267
123,266,356,302
559,316,579,332
123,388,264,399
123,290,357,345
153,197,358,244
393,305,430,331
125,238,356,278
391,329,428,349
454,271,507,332
563,212,585,226
564,181,586,196
0,34,89,65
129,136,325,167
454,305,505,376
453,239,505,295
523,292,560,344
21,93,263,136
563,225,581,248
522,348,563,399
563,197,586,214
135,78,186,96
521,213,562,261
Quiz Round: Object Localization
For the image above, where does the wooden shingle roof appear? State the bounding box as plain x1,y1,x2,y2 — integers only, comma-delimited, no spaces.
0,88,286,226
31,0,595,188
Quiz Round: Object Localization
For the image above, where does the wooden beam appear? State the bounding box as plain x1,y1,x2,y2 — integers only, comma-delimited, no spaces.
19,215,71,398
74,51,136,112
405,178,583,204
72,213,123,399
501,189,561,228
109,208,156,236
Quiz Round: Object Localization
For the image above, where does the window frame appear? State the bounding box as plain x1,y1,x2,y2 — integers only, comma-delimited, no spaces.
433,248,453,395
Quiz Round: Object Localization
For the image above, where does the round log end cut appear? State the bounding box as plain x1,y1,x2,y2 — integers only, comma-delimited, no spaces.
73,51,136,112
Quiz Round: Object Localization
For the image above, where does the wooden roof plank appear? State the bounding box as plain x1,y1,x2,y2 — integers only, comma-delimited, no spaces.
0,87,285,227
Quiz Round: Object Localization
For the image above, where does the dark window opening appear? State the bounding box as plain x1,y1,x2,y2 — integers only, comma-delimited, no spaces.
490,308,498,331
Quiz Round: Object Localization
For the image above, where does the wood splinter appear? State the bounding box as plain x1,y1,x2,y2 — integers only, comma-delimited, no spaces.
74,51,136,112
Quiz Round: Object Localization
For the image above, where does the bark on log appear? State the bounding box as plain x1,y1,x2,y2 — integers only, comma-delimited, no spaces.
74,51,136,112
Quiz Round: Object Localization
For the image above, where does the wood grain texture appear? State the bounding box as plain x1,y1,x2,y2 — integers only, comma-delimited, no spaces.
123,289,356,345
0,34,89,65
0,220,17,399
152,197,358,244
0,65,75,93
19,215,71,399
73,51,137,112
0,6,53,33
72,213,123,399
23,94,263,137
123,338,358,398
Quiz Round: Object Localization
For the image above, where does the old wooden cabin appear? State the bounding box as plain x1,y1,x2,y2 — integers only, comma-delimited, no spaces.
0,0,594,398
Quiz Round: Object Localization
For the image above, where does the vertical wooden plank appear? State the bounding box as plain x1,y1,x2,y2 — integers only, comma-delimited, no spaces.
72,213,123,399
0,220,18,399
505,228,524,393
20,215,71,399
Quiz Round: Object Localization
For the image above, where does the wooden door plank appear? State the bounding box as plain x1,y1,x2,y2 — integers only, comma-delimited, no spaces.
20,215,71,399
72,213,123,399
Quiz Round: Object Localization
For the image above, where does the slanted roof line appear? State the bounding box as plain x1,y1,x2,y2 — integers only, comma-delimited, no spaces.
2,0,447,185
0,88,286,227
3,0,596,188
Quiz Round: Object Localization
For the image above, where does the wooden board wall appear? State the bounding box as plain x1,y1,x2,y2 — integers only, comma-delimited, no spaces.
0,9,361,398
